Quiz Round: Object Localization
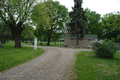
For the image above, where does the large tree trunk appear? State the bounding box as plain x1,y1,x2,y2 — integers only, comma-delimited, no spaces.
14,33,21,48
11,28,22,48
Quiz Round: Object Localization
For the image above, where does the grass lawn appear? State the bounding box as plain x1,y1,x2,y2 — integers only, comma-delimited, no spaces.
74,51,120,80
22,41,64,47
0,43,45,72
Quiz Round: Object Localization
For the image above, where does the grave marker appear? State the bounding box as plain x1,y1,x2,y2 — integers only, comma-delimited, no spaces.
34,37,37,50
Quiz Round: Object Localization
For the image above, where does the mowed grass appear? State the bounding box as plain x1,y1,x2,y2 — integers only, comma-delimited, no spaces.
0,43,45,72
23,41,64,46
74,51,120,80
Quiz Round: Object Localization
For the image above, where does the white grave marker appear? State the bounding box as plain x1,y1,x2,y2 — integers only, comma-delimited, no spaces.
34,37,37,50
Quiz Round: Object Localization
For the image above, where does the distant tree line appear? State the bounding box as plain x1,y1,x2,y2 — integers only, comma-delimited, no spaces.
0,0,120,48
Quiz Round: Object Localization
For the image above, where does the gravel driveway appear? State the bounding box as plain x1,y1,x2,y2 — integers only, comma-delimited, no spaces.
0,45,91,80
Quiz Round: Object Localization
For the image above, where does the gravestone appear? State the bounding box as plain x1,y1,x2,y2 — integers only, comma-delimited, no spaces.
34,37,37,50
40,43,43,45
0,44,3,47
115,43,120,50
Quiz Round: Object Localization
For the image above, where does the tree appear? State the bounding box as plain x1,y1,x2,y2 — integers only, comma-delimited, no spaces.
85,8,103,40
31,0,69,46
31,1,50,42
0,0,36,48
68,0,87,46
101,12,120,41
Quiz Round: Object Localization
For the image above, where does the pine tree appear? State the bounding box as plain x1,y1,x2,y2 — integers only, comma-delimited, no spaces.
68,0,87,46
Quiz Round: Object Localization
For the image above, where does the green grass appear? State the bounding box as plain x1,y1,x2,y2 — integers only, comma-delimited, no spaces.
74,51,120,80
23,41,64,46
0,43,45,72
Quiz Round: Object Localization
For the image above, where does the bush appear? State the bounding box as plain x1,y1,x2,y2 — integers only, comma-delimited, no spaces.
92,39,117,59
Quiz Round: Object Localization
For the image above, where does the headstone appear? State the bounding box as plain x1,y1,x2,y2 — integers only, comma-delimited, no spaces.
64,44,68,47
0,44,3,47
34,37,37,50
115,43,120,50
40,43,43,45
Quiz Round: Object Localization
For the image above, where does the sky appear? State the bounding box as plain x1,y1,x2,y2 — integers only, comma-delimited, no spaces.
53,0,120,17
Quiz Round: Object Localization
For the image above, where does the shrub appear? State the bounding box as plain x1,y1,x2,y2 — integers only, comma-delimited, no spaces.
92,39,117,59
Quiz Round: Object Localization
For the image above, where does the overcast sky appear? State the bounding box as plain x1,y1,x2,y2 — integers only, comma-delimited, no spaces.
53,0,120,17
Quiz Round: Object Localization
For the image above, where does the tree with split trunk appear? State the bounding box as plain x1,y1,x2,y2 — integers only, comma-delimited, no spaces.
0,0,36,48
31,0,68,46
68,0,87,46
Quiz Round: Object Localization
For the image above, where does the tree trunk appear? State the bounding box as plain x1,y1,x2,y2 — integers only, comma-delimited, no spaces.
76,23,79,46
11,29,22,48
1,39,6,43
0,35,6,43
76,33,79,46
47,29,52,46
47,37,51,46
14,33,21,48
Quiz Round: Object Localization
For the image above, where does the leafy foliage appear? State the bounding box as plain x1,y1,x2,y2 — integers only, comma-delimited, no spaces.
92,39,117,58
0,22,12,43
101,12,120,41
21,23,34,41
85,8,103,40
31,2,50,27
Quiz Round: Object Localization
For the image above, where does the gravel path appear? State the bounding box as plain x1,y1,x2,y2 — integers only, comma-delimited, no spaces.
0,45,91,80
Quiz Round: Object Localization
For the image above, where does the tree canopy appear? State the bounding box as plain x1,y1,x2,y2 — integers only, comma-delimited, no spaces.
85,8,103,40
101,12,120,42
0,0,36,48
31,0,69,46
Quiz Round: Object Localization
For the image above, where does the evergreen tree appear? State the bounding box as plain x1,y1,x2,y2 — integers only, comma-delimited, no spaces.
68,0,87,46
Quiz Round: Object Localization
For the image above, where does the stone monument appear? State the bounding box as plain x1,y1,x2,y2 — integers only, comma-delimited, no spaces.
34,37,37,50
